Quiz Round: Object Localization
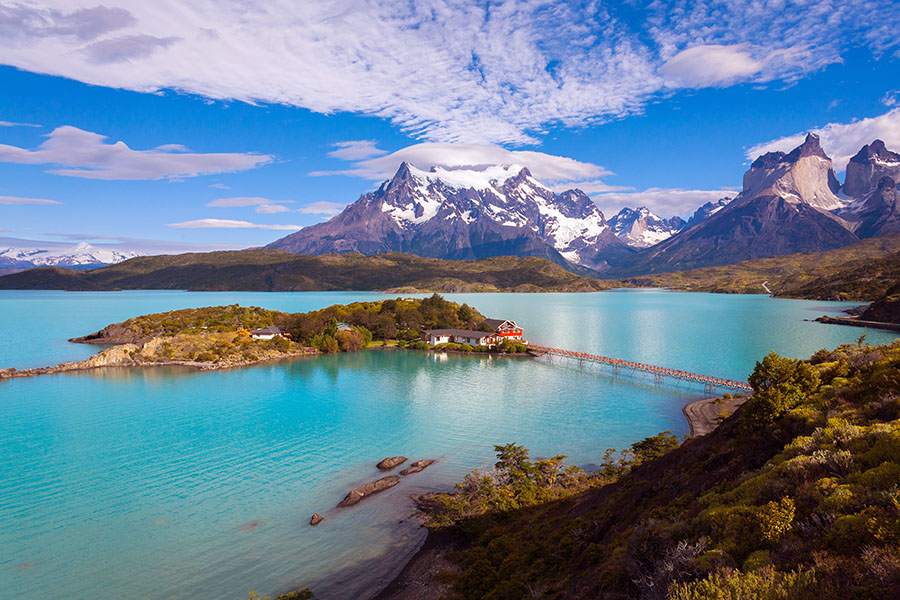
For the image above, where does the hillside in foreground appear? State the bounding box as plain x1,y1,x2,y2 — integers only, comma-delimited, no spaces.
0,250,609,293
379,338,900,599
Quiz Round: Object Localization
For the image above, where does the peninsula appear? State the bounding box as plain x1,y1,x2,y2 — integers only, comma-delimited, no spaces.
0,295,528,379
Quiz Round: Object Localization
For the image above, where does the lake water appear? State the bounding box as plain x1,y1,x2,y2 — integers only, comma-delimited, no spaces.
1,290,897,600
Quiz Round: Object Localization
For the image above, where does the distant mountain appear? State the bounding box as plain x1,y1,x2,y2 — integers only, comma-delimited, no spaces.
615,134,872,275
267,162,631,272
0,250,611,292
0,241,138,274
608,207,685,248
685,197,732,228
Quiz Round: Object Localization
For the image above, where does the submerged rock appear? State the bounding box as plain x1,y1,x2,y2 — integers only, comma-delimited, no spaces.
377,456,408,470
400,459,435,476
337,476,400,508
309,513,323,526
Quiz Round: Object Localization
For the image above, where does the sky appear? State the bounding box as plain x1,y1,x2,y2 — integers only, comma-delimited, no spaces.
1,0,900,254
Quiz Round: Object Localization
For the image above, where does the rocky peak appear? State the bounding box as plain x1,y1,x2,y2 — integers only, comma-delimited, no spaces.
743,132,845,211
843,139,900,198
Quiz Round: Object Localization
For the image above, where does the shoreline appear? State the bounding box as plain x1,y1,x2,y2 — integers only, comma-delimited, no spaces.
682,395,749,437
373,392,751,599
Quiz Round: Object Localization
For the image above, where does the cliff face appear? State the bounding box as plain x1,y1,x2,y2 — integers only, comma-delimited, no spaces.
843,139,900,199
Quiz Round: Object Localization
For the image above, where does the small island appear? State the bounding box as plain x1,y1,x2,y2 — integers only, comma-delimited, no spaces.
0,294,529,379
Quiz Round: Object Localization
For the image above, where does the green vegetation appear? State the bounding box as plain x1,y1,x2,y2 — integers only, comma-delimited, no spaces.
0,249,610,293
416,337,900,598
69,295,526,365
633,232,900,300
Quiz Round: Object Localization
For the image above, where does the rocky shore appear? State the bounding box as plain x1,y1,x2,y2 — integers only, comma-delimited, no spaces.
0,337,317,380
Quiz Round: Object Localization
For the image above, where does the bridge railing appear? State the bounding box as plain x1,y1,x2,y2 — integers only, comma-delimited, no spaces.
528,345,753,392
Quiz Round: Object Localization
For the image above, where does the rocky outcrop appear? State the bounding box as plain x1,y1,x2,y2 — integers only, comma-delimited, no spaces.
377,456,408,470
861,283,900,324
742,133,844,211
400,459,435,476
266,162,629,272
309,513,323,526
843,140,900,199
850,177,900,239
337,476,400,508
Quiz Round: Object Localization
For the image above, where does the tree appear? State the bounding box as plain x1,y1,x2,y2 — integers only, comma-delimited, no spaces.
630,430,679,465
745,352,819,427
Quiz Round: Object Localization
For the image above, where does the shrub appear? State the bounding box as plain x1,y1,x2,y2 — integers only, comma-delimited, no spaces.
757,497,795,544
668,567,818,600
744,352,820,428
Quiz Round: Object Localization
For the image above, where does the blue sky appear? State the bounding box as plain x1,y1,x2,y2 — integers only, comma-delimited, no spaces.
1,1,900,254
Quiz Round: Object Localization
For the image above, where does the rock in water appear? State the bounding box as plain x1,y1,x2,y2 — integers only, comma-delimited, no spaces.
309,513,323,526
377,456,408,470
337,476,400,508
400,459,435,476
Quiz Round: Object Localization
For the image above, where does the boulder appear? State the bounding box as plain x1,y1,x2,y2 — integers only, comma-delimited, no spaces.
400,459,435,476
337,476,400,508
376,456,408,470
309,513,323,526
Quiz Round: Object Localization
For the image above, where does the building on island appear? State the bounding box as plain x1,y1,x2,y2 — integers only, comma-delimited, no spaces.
423,319,525,347
250,325,290,340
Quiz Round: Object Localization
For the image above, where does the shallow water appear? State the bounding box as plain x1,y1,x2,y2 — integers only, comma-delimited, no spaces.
1,290,896,600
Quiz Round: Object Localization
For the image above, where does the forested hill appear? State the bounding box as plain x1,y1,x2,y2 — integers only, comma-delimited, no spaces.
0,250,608,293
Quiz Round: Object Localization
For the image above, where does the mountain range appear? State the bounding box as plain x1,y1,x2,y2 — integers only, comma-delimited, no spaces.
0,241,138,275
267,134,900,276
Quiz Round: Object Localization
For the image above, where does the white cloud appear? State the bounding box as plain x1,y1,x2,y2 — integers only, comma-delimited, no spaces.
0,195,62,205
256,204,290,214
2,1,895,144
314,142,613,184
206,196,292,214
0,120,41,127
881,90,899,107
659,44,831,88
328,140,388,161
208,182,230,189
167,218,300,230
591,188,738,219
297,201,345,216
0,125,272,180
746,108,900,171
206,196,279,207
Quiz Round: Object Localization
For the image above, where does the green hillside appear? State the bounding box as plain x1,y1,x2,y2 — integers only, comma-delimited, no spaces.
0,250,610,293
399,338,900,599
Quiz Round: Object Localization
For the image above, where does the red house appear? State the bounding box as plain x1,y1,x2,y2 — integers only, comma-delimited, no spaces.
482,319,524,340
422,318,525,347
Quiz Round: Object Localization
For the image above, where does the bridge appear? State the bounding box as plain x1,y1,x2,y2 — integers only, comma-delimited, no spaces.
528,345,753,393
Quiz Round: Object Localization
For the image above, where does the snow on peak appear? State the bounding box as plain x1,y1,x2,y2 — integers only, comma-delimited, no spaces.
406,163,526,191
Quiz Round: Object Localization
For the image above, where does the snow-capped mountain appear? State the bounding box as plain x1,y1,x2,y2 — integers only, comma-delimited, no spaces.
268,162,629,271
608,207,685,248
0,242,139,270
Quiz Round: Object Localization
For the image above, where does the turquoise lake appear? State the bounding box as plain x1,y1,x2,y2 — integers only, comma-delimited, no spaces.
1,290,897,600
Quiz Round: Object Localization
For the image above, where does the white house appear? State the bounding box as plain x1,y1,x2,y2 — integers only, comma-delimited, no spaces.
250,325,289,340
422,328,500,346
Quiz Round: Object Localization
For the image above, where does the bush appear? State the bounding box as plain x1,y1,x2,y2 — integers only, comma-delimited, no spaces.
757,497,795,543
744,352,820,428
669,567,818,600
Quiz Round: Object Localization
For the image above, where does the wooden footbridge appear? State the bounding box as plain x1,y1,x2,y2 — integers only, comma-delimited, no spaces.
528,345,753,393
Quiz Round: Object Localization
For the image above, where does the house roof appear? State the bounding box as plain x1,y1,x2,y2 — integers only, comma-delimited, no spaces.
251,325,287,334
425,329,496,338
483,318,516,330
